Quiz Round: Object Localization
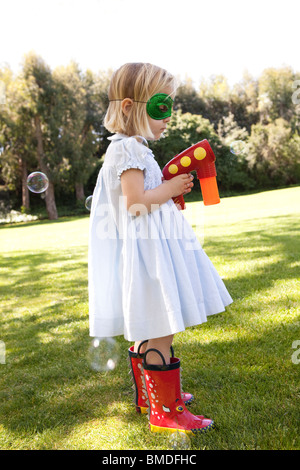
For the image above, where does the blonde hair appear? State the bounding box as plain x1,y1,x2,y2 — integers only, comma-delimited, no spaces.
104,63,177,140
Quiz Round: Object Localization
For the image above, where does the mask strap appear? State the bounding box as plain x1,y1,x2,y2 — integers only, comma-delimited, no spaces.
109,99,147,103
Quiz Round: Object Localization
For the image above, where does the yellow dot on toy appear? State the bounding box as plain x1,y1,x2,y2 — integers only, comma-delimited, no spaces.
180,156,191,167
169,164,178,174
194,147,206,160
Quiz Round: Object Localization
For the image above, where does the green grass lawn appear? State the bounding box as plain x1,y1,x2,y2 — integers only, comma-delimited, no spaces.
0,187,299,450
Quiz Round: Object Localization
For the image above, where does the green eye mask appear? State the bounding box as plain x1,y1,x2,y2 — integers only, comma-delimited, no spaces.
146,93,174,120
109,93,174,120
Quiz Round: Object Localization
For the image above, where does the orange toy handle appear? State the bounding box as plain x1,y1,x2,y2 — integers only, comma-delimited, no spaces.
199,176,220,206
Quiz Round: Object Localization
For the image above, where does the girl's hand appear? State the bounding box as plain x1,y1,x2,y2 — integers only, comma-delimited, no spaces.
163,173,194,197
121,169,193,214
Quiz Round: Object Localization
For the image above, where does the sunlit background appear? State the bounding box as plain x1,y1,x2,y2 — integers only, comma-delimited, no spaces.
1,0,299,85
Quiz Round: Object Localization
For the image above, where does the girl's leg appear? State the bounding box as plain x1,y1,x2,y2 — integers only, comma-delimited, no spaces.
134,340,148,355
145,335,174,365
130,334,195,414
134,335,174,364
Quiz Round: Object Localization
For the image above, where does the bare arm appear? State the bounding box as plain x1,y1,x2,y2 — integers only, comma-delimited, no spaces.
120,169,193,214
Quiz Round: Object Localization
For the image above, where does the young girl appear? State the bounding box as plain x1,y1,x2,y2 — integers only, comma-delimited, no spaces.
88,63,232,435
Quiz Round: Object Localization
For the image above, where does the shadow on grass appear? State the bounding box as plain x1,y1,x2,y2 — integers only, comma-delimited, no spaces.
0,213,299,449
0,244,133,444
176,323,299,449
0,249,87,309
1,309,298,449
205,214,300,300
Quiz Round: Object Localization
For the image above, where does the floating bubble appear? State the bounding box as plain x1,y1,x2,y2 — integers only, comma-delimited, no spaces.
85,195,93,211
230,140,245,155
168,430,191,450
88,337,120,372
27,172,49,193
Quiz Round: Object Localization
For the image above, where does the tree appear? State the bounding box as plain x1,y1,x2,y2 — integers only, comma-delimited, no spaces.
246,118,300,187
229,70,260,132
175,77,206,115
258,67,296,123
1,59,299,218
52,65,112,203
0,67,36,210
150,110,252,192
52,62,95,203
217,112,254,190
198,75,231,128
22,52,60,219
217,112,249,147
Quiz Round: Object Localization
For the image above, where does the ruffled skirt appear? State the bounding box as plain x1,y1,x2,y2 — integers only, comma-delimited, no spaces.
89,198,232,341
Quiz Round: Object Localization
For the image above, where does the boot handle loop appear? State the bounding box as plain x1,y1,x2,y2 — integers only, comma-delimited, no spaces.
137,342,174,358
137,340,148,356
143,348,166,367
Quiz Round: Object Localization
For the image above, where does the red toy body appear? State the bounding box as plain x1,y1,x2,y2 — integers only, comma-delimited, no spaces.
162,139,220,209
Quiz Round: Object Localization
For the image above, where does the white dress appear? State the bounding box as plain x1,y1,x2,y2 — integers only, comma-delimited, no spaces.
88,134,232,341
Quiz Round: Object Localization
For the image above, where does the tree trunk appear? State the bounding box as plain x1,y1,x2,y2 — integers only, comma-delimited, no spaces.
19,157,30,210
34,115,58,220
45,181,57,218
75,181,85,201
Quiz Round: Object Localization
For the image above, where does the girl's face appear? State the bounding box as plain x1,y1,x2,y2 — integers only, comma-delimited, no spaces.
148,114,171,141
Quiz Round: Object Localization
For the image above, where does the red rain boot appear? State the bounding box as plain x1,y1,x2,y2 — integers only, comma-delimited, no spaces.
143,349,214,435
128,343,194,414
128,342,149,414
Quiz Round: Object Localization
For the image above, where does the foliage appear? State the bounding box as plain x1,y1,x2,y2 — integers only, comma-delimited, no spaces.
151,111,255,191
258,67,298,124
1,57,300,220
246,119,300,187
0,53,112,218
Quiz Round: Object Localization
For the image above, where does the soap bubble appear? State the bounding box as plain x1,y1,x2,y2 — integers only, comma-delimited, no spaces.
168,430,191,450
85,195,93,211
230,140,245,155
88,337,120,372
27,172,49,193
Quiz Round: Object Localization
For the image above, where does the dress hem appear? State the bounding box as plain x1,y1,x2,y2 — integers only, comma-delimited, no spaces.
89,298,233,342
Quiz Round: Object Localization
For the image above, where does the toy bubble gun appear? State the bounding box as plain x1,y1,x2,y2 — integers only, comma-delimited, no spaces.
162,139,220,209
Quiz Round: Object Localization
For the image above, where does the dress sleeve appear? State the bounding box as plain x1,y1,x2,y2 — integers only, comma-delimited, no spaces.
115,137,148,180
